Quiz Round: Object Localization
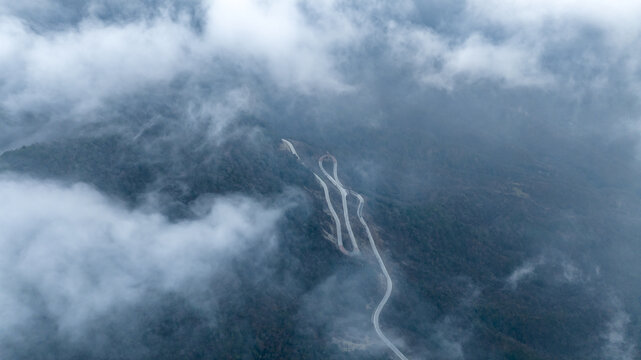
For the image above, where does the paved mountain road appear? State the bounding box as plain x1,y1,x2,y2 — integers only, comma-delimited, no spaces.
280,139,409,359
314,173,350,255
319,154,360,254
354,192,409,360
281,139,300,159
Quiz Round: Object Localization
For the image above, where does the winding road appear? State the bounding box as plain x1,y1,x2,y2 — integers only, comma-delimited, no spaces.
281,139,300,159
281,139,409,360
354,191,409,360
314,173,350,255
319,154,360,254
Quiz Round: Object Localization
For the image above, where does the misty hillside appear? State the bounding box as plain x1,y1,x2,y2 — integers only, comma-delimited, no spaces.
2,1,641,360
3,120,641,359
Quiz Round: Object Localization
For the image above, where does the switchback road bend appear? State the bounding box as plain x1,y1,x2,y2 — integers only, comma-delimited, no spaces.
281,139,409,360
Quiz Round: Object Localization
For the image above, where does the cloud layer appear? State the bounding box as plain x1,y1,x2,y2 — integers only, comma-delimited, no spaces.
0,0,360,114
2,0,641,147
0,175,282,345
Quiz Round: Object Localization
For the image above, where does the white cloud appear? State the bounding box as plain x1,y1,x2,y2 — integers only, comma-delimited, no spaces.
0,175,282,340
203,0,359,92
385,0,641,90
464,0,641,90
440,34,552,87
560,260,583,283
506,257,544,289
0,14,196,113
602,298,637,360
466,0,641,43
388,24,552,89
4,0,638,117
182,87,257,144
0,0,365,118
2,0,640,139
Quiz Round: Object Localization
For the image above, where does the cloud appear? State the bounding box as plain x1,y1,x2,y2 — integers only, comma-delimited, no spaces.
0,174,283,344
3,0,640,114
381,0,641,91
463,0,641,89
181,87,257,144
204,0,359,92
602,297,637,360
297,265,412,358
506,255,591,289
465,0,641,41
0,0,377,151
387,23,552,89
3,0,640,143
0,0,363,116
560,260,583,283
506,257,544,289
0,13,196,113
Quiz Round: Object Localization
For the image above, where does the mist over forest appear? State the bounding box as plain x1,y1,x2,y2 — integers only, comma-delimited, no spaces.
1,1,641,359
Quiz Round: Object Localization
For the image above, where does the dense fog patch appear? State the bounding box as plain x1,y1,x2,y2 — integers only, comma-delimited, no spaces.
0,175,283,353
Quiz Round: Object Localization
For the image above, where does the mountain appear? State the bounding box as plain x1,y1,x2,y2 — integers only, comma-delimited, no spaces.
3,2,641,359
2,118,639,359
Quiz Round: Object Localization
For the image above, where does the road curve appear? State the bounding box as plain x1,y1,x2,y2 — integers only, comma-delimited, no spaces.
281,139,300,159
318,155,360,254
281,140,348,254
354,192,409,360
314,173,350,255
280,139,408,358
